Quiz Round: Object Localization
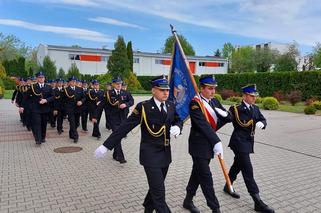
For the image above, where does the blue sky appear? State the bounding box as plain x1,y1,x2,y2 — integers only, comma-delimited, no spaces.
1,0,320,56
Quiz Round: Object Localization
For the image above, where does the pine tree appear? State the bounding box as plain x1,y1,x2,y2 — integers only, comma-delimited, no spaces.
67,63,81,79
127,41,133,72
58,67,66,79
42,56,57,80
107,35,131,78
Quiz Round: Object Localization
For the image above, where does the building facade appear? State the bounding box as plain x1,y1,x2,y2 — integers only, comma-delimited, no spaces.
37,44,228,76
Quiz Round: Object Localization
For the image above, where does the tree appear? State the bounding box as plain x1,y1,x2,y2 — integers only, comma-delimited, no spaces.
0,33,30,62
274,43,299,72
25,48,40,76
2,56,27,77
162,35,195,56
214,49,221,57
222,42,235,58
67,63,81,80
313,43,321,68
107,35,131,78
0,62,6,79
255,48,278,72
222,42,235,72
127,41,133,71
230,46,256,73
42,56,57,79
58,67,66,79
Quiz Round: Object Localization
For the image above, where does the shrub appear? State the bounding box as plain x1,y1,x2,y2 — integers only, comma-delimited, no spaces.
0,78,4,99
124,72,143,92
213,94,223,102
304,105,317,114
287,90,302,106
220,89,239,100
312,101,321,110
226,96,242,103
305,97,319,106
262,97,279,110
273,90,285,101
255,97,263,103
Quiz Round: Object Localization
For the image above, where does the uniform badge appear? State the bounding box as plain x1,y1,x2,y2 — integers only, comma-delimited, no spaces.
191,105,199,110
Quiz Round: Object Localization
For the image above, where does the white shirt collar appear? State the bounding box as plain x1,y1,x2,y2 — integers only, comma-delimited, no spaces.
114,88,120,94
153,97,166,112
200,93,210,103
243,100,252,109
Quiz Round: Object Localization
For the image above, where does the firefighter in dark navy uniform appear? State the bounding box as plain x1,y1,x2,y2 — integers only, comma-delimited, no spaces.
183,75,232,213
94,76,183,213
226,84,275,213
53,78,65,134
89,80,104,139
81,80,90,131
95,76,134,163
20,71,54,145
61,76,86,143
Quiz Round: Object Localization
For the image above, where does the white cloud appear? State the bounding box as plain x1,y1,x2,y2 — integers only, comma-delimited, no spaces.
19,0,321,46
0,18,114,42
89,17,146,30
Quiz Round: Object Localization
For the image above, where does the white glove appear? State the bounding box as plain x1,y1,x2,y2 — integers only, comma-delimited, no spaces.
94,145,108,159
213,142,223,159
215,107,228,117
170,125,180,137
256,121,264,129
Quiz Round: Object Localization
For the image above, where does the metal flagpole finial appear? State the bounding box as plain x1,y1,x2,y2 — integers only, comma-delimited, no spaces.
170,24,176,34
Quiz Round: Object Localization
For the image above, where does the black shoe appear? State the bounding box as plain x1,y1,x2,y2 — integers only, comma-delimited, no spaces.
252,194,275,213
41,139,46,143
97,135,101,139
35,141,41,145
74,138,78,143
224,184,240,199
212,209,221,213
119,159,127,164
183,198,200,213
27,127,31,131
58,130,62,135
83,128,88,131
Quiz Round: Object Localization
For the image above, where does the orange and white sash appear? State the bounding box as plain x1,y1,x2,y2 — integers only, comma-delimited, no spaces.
193,96,218,130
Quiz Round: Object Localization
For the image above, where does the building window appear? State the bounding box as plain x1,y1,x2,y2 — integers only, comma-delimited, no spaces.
256,45,261,50
101,56,109,61
134,58,140,63
219,63,225,67
199,62,206,66
69,54,80,60
155,59,163,64
264,43,269,49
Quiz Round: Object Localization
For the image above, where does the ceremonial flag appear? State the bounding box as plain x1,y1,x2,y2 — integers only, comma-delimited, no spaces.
169,42,196,121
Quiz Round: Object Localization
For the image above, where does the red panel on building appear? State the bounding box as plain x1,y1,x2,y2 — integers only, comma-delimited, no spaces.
205,62,219,67
189,62,196,74
162,59,171,65
80,55,101,61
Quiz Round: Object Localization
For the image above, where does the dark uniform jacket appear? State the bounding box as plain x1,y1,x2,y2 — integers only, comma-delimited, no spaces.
98,89,134,126
228,101,267,153
188,97,232,159
61,86,86,113
103,98,183,168
53,87,64,111
24,83,54,113
88,89,104,116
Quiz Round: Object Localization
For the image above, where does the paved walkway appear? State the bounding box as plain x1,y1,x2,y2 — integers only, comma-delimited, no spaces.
0,97,321,213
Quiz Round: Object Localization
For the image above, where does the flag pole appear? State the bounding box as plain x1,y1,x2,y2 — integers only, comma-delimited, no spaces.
170,24,235,193
170,24,199,95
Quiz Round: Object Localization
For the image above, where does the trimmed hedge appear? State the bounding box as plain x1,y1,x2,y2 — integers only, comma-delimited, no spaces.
137,71,321,100
262,97,279,110
304,105,317,114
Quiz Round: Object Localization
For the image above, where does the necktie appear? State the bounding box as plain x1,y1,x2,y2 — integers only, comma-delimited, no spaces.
249,105,253,114
160,102,167,120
